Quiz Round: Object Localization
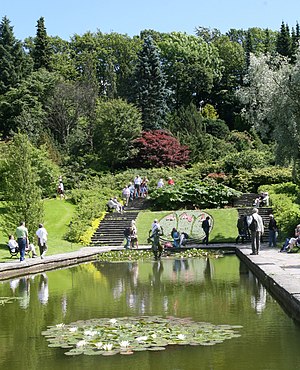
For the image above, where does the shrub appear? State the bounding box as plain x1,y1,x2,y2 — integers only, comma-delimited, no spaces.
149,180,241,210
230,166,292,192
259,183,300,238
131,130,190,168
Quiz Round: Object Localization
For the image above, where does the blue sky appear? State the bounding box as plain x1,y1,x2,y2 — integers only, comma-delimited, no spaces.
2,0,300,40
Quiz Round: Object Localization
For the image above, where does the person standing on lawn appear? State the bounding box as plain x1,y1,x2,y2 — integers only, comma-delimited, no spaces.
36,223,48,259
16,221,28,262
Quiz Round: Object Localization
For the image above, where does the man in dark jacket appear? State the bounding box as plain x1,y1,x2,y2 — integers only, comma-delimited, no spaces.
268,214,277,248
202,216,210,245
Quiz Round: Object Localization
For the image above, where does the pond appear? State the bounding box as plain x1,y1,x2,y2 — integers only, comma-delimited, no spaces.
0,255,300,370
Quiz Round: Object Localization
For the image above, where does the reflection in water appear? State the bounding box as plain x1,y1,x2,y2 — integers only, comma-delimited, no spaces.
61,295,67,316
151,260,164,286
9,273,51,309
38,273,49,305
239,260,267,315
173,259,189,273
18,277,31,309
251,277,266,314
1,257,300,370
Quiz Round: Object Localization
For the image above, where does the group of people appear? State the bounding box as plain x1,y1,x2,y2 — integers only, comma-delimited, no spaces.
280,223,300,252
252,192,269,208
107,197,124,213
170,228,189,248
157,177,175,189
236,208,278,255
119,176,149,208
8,221,48,262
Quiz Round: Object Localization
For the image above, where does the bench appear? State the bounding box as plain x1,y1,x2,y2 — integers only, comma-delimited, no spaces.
7,245,19,258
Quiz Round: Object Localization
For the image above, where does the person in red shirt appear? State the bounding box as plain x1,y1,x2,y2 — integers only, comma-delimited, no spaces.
167,177,175,185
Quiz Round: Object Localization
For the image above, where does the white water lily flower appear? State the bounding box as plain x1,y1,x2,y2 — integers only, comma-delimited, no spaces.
177,334,186,340
102,343,113,351
56,323,65,328
94,342,103,349
109,319,117,324
136,336,148,342
119,340,130,348
84,330,97,336
76,340,87,348
69,327,78,333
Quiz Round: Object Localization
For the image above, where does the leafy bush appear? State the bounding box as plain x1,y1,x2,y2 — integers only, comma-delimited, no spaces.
131,130,190,168
231,166,292,192
204,118,230,139
259,183,300,238
223,150,273,174
149,180,241,210
66,178,114,243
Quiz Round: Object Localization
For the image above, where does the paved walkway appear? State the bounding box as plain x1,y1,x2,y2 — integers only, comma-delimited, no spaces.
1,243,300,322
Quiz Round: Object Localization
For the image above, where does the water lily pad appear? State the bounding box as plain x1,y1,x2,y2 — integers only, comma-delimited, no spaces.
42,316,242,356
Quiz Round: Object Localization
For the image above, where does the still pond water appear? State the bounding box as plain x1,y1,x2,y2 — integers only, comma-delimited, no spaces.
0,255,300,370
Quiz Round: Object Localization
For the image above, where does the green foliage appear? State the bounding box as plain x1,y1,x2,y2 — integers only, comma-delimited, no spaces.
30,144,61,197
1,134,43,238
66,177,113,242
201,104,219,119
204,118,230,139
93,98,142,169
134,35,169,130
0,16,31,97
222,150,273,174
31,17,52,71
259,183,300,237
231,166,292,192
149,180,240,210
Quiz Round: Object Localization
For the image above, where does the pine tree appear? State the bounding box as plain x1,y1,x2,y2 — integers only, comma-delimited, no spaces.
276,22,292,58
245,30,253,68
134,36,169,130
0,16,29,94
32,17,52,70
291,22,300,62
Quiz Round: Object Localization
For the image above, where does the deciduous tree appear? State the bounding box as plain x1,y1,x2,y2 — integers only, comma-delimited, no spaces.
131,130,189,168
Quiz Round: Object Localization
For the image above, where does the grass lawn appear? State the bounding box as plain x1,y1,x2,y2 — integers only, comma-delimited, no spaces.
136,208,238,244
0,198,81,262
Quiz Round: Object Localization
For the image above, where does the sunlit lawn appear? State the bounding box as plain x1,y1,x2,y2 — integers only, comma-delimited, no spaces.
136,208,238,244
0,198,81,262
0,198,239,262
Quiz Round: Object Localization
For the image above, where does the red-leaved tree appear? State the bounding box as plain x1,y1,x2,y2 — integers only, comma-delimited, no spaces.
131,130,190,168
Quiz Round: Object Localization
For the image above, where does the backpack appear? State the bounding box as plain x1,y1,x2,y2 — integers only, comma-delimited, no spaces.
249,216,258,232
124,227,131,237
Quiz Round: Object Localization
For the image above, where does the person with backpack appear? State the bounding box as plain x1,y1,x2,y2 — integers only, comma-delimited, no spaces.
123,226,131,249
248,208,264,255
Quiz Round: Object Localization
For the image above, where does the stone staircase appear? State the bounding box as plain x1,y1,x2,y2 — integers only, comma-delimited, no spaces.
90,197,147,247
233,193,259,208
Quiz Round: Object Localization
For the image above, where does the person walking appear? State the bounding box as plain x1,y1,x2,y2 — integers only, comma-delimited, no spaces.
248,208,264,255
130,220,138,249
16,221,28,262
202,216,210,245
268,214,277,248
36,223,48,259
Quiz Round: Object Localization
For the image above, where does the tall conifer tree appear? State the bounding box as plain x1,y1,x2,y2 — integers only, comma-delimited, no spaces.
134,36,169,130
32,17,52,70
0,16,28,94
276,22,292,58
